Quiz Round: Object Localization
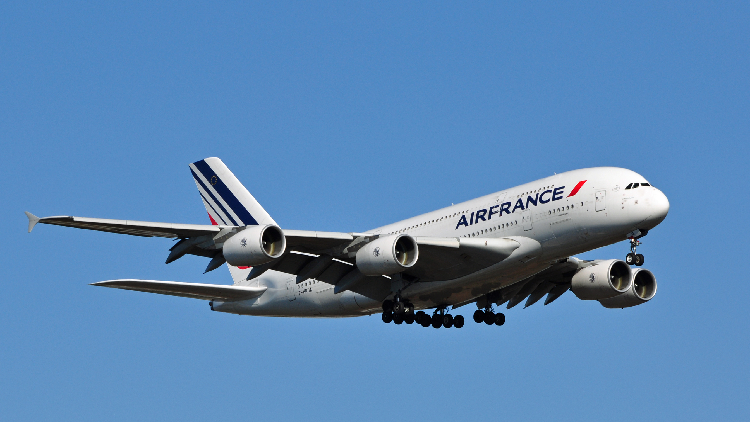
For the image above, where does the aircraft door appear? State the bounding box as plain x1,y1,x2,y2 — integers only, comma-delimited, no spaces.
286,277,297,301
595,190,606,212
522,209,533,231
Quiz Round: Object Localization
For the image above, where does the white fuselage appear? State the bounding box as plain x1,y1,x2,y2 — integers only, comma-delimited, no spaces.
212,167,669,317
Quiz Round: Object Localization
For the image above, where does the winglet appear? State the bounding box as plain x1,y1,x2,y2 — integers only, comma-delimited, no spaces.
25,211,40,233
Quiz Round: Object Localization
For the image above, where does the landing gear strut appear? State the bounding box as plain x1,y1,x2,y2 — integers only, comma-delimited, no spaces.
473,305,505,327
626,238,645,267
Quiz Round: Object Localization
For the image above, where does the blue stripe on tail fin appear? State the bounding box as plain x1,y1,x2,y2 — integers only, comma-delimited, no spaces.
189,157,276,227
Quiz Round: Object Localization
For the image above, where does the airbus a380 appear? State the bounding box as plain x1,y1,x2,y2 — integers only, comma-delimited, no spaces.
26,157,669,328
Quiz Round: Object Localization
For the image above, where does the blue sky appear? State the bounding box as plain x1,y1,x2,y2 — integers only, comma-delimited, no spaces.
3,2,749,420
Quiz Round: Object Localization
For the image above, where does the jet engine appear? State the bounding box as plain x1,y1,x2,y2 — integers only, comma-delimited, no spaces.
222,225,286,267
356,234,418,276
598,268,657,308
571,259,632,300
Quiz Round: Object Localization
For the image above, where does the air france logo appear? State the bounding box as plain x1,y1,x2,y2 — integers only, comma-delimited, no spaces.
455,181,586,230
589,273,596,283
240,238,247,247
373,247,381,257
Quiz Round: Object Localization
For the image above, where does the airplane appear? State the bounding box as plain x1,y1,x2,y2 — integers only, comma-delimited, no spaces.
25,157,669,329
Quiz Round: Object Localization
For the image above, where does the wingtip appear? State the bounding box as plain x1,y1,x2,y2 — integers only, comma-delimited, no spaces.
24,211,40,233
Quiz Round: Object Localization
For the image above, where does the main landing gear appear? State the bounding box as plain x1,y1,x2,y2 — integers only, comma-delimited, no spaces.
381,299,464,329
473,306,505,326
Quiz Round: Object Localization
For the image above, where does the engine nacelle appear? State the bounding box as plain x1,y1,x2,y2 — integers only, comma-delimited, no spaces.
356,234,418,276
599,268,657,308
222,225,286,267
571,259,632,300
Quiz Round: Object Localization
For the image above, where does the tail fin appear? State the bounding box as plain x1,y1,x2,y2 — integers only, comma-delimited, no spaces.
227,265,254,286
189,157,276,227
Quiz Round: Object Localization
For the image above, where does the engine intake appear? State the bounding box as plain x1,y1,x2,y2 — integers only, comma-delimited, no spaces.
223,225,286,267
356,234,418,276
571,259,632,300
599,268,657,308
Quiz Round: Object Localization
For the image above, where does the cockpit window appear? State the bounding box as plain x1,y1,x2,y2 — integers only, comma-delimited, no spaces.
632,183,640,188
625,183,633,189
642,183,650,187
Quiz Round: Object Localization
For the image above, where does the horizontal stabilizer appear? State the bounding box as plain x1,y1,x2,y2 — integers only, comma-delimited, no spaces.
92,279,267,301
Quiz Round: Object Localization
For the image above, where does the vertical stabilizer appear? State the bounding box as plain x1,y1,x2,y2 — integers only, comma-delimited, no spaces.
227,264,254,286
189,157,276,227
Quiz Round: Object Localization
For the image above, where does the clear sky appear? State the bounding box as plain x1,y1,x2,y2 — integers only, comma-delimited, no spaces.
3,2,749,421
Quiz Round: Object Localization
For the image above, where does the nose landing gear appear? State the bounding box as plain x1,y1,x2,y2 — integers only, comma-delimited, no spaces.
626,238,645,266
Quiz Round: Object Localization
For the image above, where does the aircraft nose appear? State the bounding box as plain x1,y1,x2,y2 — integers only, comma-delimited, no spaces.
648,189,670,224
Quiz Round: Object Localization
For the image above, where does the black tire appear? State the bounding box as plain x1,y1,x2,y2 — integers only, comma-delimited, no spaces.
382,300,393,312
421,317,431,328
626,253,635,265
393,313,403,324
443,314,454,328
382,312,393,323
484,311,495,325
416,310,426,322
431,315,442,329
454,315,465,328
393,301,405,314
404,313,415,324
473,309,484,323
635,254,644,266
494,312,506,326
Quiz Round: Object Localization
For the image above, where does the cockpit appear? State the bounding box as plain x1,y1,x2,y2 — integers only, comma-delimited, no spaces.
625,182,652,190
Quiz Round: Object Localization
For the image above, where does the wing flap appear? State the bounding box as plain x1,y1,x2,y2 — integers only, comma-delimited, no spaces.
92,279,266,300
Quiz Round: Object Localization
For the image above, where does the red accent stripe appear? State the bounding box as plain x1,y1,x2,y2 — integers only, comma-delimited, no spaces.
208,213,218,225
237,266,250,269
567,180,587,197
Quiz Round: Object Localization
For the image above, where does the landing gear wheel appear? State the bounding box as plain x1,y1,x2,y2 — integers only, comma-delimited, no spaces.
382,300,393,312
473,309,485,323
404,313,415,324
420,317,431,328
381,311,393,323
393,301,405,314
494,312,505,326
415,311,427,324
443,314,454,328
484,311,495,325
626,253,636,265
454,315,465,328
393,313,403,324
431,315,442,329
635,254,644,266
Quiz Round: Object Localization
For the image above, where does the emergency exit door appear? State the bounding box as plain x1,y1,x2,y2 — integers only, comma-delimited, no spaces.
595,190,606,212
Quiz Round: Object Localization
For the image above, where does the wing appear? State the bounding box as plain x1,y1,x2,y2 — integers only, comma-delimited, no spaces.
25,213,221,238
25,212,361,263
456,257,599,311
92,279,267,300
26,212,525,290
